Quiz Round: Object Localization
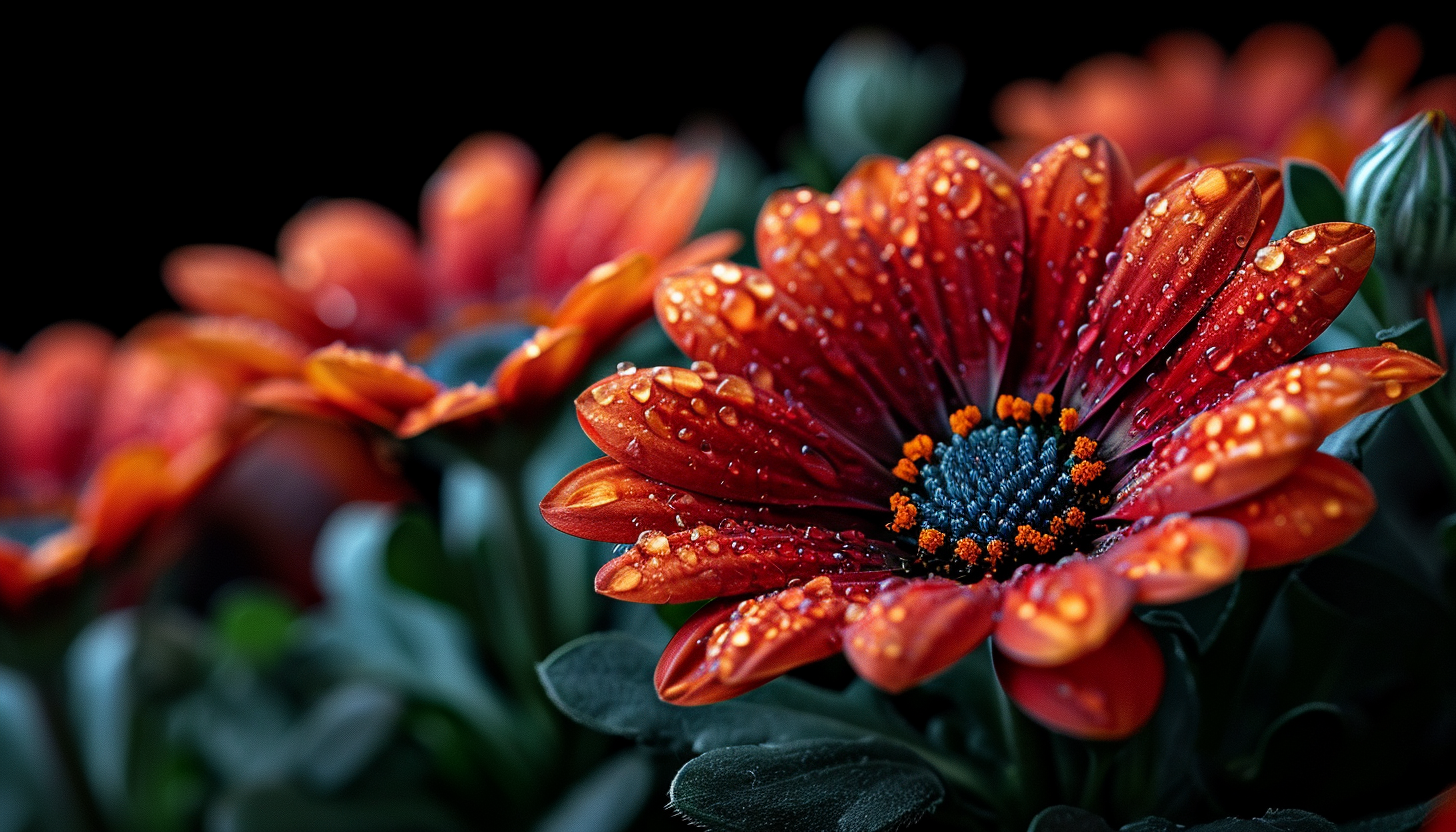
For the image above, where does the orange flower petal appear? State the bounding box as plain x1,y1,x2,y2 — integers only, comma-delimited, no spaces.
550,252,656,344
1203,452,1375,569
540,458,869,544
1101,222,1374,454
137,315,310,386
304,345,441,431
1134,157,1200,200
1009,134,1141,397
1064,164,1262,417
420,133,539,306
74,444,173,560
594,522,892,604
843,576,1000,693
1099,516,1248,605
655,575,882,705
995,618,1165,740
994,556,1135,667
244,378,357,422
576,367,893,509
490,325,589,412
163,245,339,347
396,383,502,439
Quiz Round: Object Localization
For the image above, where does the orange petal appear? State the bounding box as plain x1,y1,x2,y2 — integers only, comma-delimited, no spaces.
655,574,881,705
163,245,339,347
420,133,539,306
1134,157,1201,200
396,384,502,439
994,556,1135,667
1098,516,1248,605
490,325,589,412
540,458,869,544
244,378,358,422
304,344,441,431
594,522,892,604
1202,452,1375,569
550,252,656,345
996,618,1165,740
843,576,1000,693
136,315,310,386
74,444,173,560
10,526,93,604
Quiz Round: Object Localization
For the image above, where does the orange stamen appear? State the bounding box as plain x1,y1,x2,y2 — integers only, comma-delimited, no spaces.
1049,516,1066,536
893,458,919,482
1059,407,1079,433
986,539,1007,568
1072,436,1098,460
996,394,1015,421
1033,393,1055,418
955,538,981,564
950,405,981,436
1012,397,1032,422
888,493,918,532
1065,507,1086,528
1071,459,1106,486
918,528,945,552
901,434,933,462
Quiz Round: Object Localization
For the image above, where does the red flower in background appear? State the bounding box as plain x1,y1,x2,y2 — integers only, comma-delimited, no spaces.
542,134,1443,739
993,24,1456,179
0,323,242,610
164,134,737,438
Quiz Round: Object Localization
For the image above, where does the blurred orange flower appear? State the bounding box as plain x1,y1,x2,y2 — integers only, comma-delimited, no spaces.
993,24,1456,178
165,134,737,439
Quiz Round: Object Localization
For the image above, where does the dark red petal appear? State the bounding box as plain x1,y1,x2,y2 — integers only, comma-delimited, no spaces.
1111,346,1442,518
1099,222,1374,455
655,574,887,705
1134,157,1200,200
1098,515,1247,605
885,138,1025,405
1241,162,1285,254
1009,135,1141,397
995,617,1165,740
540,459,869,544
576,367,894,509
595,522,893,604
1064,165,1261,418
1202,452,1375,569
993,557,1135,667
843,576,1000,693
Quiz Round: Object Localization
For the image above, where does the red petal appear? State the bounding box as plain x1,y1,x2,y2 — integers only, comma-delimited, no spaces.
1242,162,1285,254
1064,164,1261,417
74,444,173,560
996,617,1165,740
277,200,428,349
595,522,893,604
843,576,1000,693
304,345,441,431
885,138,1025,405
137,315,309,387
551,252,657,346
1098,515,1248,605
540,458,868,544
655,574,886,705
396,384,502,439
1202,452,1375,569
1134,157,1200,200
576,367,894,509
490,325,589,412
1009,135,1141,397
163,245,340,347
1100,222,1373,454
993,556,1135,667
420,133,539,307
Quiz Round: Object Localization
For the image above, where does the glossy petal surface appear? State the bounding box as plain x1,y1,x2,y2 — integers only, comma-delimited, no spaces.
996,618,1165,740
1099,516,1248,604
994,557,1135,667
304,346,441,431
843,577,1000,693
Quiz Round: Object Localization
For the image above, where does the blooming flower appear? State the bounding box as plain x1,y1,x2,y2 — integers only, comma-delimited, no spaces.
993,24,1456,179
0,322,240,610
164,134,737,438
541,134,1443,739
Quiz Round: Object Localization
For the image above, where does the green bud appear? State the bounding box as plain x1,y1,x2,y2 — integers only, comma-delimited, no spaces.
1346,109,1456,287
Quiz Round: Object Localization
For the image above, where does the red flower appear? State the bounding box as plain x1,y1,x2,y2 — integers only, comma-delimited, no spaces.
993,24,1456,179
0,323,241,610
542,135,1443,739
164,134,738,438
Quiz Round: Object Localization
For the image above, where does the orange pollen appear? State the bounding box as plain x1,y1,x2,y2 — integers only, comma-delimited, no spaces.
949,405,982,436
1012,397,1032,422
954,538,982,564
1049,516,1066,536
918,528,946,552
893,458,919,483
1072,436,1099,460
1033,393,1055,418
1065,507,1086,528
986,539,1007,567
1059,408,1080,432
1070,460,1106,486
902,434,934,462
888,493,918,532
995,395,1015,421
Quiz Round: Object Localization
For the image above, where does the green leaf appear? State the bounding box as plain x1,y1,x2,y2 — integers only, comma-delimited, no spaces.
289,681,403,794
213,585,297,667
1337,802,1430,832
1029,806,1115,832
205,783,466,832
1225,702,1344,782
64,609,138,820
1375,318,1440,362
1122,810,1338,832
669,738,943,832
0,667,80,832
533,749,656,832
1273,161,1346,240
1317,409,1392,467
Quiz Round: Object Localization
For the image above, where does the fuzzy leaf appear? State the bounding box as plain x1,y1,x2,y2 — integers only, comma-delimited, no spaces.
1029,806,1115,832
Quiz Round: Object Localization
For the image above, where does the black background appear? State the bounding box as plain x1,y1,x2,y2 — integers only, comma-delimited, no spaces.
9,8,1452,351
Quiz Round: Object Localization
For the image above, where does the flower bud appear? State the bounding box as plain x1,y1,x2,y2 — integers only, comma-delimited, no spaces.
1346,110,1456,286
